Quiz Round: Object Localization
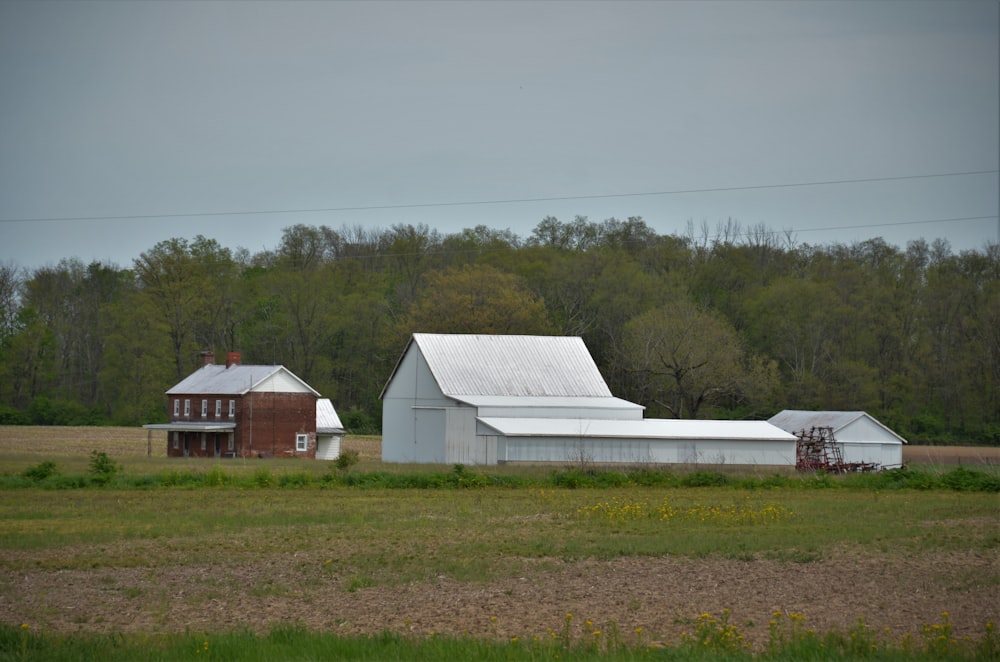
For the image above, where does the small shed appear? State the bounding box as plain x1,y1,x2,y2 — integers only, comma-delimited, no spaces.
315,398,346,460
767,410,906,470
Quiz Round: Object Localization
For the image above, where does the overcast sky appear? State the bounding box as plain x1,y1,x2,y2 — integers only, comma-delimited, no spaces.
1,0,997,269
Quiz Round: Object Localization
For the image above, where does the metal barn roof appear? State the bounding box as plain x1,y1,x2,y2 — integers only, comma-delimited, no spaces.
453,395,643,411
408,333,614,398
768,410,906,444
478,417,797,441
166,364,320,396
316,398,345,434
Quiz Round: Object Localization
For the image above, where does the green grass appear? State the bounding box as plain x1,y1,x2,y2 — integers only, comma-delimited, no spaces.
2,618,997,661
0,487,996,574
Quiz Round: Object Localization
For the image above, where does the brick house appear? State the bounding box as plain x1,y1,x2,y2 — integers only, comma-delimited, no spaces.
144,351,322,458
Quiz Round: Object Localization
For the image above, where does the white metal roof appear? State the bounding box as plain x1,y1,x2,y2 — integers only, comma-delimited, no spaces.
166,364,320,396
767,410,906,443
478,417,797,441
452,395,643,411
408,333,613,398
316,398,345,433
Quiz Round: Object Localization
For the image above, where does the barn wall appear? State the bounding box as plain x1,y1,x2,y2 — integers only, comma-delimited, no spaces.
494,436,795,466
383,346,454,462
838,417,898,443
444,407,483,464
839,441,903,468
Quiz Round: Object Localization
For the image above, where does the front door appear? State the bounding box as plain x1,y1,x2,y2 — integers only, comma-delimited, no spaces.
214,435,221,457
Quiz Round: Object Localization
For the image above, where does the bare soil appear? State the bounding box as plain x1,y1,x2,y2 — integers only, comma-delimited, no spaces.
2,545,997,648
1,427,997,646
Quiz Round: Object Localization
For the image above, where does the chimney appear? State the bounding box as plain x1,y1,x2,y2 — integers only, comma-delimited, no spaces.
200,350,216,367
226,351,241,368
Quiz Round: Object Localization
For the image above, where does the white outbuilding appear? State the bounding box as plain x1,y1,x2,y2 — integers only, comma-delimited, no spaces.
767,410,906,470
315,398,346,460
381,333,797,466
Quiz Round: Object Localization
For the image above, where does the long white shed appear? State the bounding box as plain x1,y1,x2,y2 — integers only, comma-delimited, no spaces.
478,418,797,466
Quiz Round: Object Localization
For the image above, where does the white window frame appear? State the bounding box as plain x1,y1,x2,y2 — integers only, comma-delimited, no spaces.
200,433,206,451
295,434,308,452
228,400,235,418
227,433,234,451
184,399,191,417
173,399,180,416
215,400,222,417
201,399,208,418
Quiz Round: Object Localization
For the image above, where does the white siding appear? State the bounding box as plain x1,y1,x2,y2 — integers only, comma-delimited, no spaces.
497,437,794,466
316,435,342,460
383,346,456,462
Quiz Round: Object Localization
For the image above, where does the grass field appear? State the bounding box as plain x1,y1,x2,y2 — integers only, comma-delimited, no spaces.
0,427,997,660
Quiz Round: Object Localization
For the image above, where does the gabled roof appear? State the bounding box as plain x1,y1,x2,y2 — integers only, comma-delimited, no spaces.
166,364,320,397
767,410,906,443
316,398,345,434
383,333,614,399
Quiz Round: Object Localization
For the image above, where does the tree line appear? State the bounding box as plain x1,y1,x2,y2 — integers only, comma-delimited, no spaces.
1,216,997,444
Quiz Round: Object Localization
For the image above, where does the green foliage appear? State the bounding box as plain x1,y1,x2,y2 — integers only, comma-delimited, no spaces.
87,450,119,486
0,404,29,424
22,460,58,481
334,449,360,471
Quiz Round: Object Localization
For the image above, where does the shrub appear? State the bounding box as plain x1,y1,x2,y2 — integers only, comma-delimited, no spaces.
88,450,119,486
22,461,58,482
334,449,360,471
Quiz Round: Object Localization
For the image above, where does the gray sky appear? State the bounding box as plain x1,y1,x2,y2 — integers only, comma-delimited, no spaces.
1,0,997,269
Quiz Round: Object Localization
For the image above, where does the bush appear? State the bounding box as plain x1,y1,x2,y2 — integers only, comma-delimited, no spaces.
334,449,360,471
88,450,119,486
0,405,29,425
22,461,58,482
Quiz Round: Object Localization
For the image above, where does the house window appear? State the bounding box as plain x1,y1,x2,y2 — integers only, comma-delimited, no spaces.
172,433,179,450
200,433,206,451
173,399,180,416
215,400,222,417
201,400,208,417
184,399,190,417
228,400,235,418
227,433,234,451
296,434,308,452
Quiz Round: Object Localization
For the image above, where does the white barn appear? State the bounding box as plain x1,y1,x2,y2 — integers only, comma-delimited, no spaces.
381,333,797,466
767,410,906,469
315,398,346,460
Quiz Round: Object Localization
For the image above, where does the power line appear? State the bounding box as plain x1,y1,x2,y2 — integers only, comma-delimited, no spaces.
0,169,995,224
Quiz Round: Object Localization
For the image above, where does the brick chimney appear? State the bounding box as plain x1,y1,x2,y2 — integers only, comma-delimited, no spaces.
226,351,241,368
200,350,216,367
